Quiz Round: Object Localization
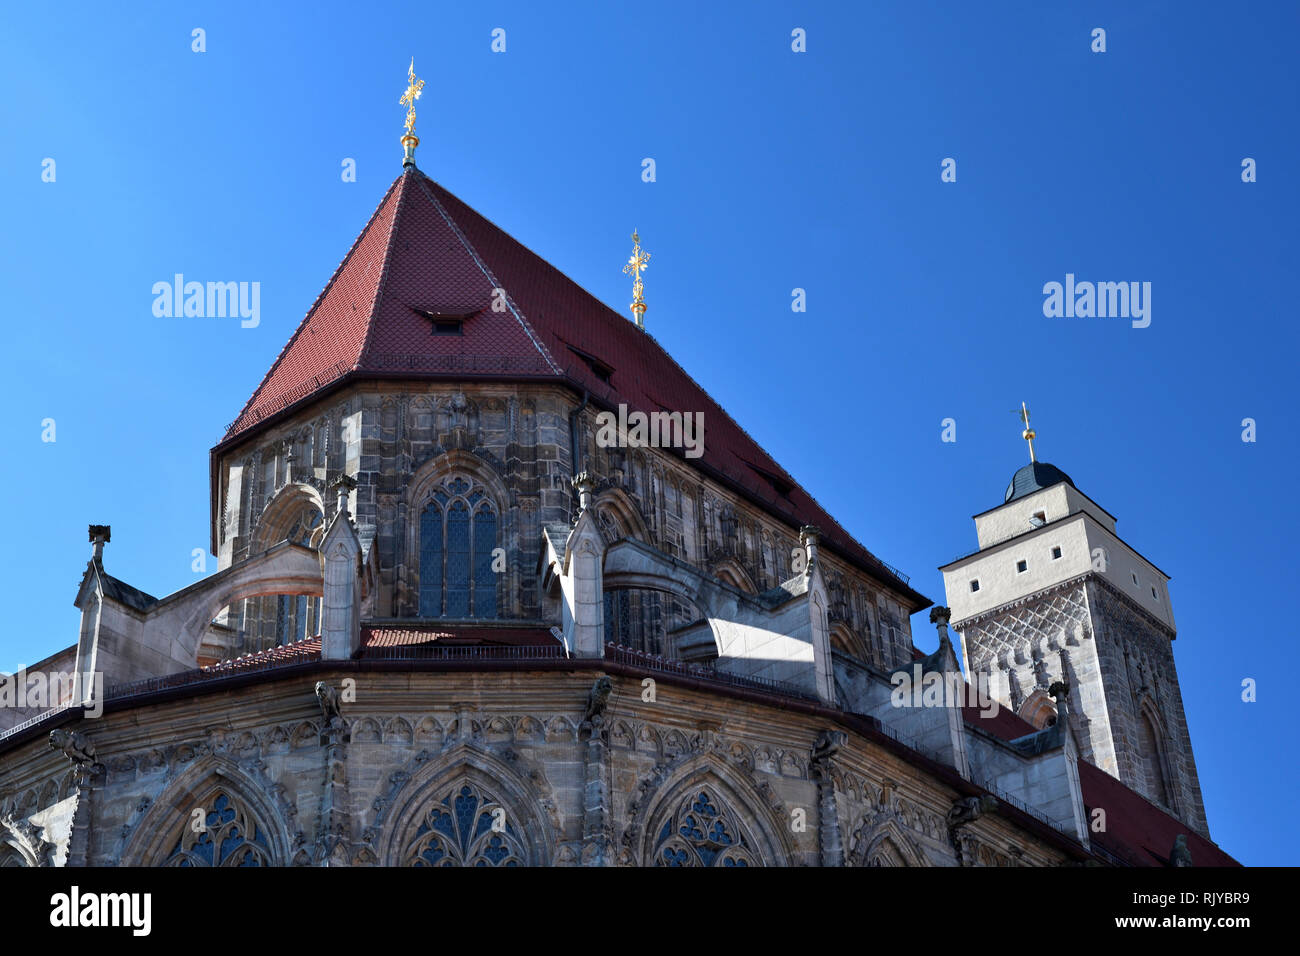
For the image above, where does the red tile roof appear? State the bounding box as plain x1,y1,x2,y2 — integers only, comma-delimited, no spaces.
199,636,322,673
220,168,927,607
362,625,558,648
1078,760,1238,867
961,698,1238,866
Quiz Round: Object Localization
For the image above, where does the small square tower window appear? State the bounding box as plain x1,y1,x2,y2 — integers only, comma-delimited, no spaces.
969,580,980,593
1051,546,1062,560
1030,511,1046,528
1016,559,1027,573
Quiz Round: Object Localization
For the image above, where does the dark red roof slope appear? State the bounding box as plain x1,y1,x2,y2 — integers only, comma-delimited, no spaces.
1078,760,1238,867
362,625,558,648
962,699,1238,866
221,168,926,606
200,636,322,673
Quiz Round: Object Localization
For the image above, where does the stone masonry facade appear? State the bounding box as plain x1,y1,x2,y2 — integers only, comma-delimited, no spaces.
215,382,917,669
0,670,1067,867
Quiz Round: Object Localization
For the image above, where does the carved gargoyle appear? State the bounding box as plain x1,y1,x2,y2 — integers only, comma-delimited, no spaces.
48,728,96,765
946,794,999,831
582,676,612,727
315,681,342,723
1170,833,1193,867
811,730,846,763
315,681,349,745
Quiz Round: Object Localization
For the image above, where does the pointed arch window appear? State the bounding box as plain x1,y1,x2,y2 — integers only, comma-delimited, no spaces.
652,788,758,867
418,475,499,619
1138,708,1171,807
403,783,528,866
162,790,272,867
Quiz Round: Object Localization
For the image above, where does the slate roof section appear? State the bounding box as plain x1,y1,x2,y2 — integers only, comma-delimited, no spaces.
220,168,926,607
1004,461,1075,504
99,570,159,613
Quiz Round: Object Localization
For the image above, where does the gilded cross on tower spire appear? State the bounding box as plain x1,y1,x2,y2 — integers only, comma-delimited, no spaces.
623,230,651,329
1012,401,1038,463
399,58,425,167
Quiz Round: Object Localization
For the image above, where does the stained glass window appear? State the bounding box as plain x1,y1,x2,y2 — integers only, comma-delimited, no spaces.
163,791,272,867
417,475,498,619
652,788,757,867
403,782,527,866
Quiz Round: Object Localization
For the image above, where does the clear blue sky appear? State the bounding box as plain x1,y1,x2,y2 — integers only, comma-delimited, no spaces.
1,1,1295,865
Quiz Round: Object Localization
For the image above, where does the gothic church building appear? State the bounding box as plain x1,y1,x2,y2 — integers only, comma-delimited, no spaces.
0,152,1235,867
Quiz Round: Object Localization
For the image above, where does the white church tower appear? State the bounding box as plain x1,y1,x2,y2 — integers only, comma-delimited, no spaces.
940,406,1209,836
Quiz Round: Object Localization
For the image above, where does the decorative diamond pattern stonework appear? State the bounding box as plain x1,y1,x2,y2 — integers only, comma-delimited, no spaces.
963,586,1090,671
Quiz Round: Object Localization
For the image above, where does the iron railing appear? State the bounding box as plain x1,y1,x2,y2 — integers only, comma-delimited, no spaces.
106,644,323,700
603,644,816,700
0,702,80,743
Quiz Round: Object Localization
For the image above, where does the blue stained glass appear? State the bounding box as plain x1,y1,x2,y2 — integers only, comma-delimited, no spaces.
453,786,478,852
473,810,495,843
419,503,443,616
165,790,267,867
429,808,456,845
662,847,688,866
416,838,449,866
189,830,215,866
480,834,511,864
473,506,497,619
692,793,718,817
447,477,470,496
654,790,753,867
445,501,470,617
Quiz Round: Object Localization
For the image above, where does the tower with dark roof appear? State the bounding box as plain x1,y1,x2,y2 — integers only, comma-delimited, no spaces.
940,457,1210,837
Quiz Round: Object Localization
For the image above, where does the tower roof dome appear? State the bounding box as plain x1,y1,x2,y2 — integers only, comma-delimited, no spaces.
1004,462,1074,503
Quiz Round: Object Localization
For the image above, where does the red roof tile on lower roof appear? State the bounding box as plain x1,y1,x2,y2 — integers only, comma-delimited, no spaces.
200,636,322,672
1078,760,1238,867
219,168,927,607
962,696,1238,866
362,625,559,648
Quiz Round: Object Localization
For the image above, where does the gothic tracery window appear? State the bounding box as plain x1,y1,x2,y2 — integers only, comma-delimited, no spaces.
402,783,528,866
162,790,272,867
652,788,758,867
867,838,907,866
284,507,324,547
418,475,499,619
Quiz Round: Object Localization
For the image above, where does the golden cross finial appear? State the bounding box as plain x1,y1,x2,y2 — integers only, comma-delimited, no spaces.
400,57,425,137
623,229,651,328
1012,401,1038,463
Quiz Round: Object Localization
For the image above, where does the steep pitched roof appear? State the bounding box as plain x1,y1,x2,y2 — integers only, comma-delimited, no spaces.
220,168,926,606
